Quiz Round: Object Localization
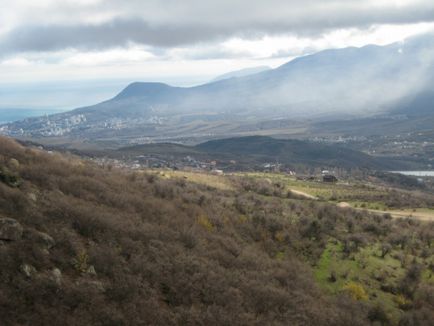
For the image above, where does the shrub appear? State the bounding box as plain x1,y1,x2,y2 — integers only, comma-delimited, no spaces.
343,282,368,301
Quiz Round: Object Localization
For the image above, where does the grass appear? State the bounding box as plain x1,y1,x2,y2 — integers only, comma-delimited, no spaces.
152,170,235,191
314,241,415,324
314,241,360,294
238,173,434,221
350,201,389,211
242,172,389,201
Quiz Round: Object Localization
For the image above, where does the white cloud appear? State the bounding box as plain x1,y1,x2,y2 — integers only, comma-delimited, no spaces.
62,47,155,66
0,57,31,67
1,0,434,54
1,0,434,109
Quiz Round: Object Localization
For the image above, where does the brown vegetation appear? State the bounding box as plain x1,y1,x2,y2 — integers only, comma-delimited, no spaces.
0,137,432,325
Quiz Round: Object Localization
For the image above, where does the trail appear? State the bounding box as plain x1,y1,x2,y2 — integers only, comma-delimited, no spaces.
368,209,434,222
289,189,318,200
337,202,434,222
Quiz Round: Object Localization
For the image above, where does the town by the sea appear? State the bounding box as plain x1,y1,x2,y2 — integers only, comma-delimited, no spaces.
0,108,65,124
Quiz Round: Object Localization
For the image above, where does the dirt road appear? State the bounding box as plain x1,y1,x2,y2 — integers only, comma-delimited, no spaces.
337,202,434,222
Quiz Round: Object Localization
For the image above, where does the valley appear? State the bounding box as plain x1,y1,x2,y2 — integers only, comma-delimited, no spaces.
2,34,434,156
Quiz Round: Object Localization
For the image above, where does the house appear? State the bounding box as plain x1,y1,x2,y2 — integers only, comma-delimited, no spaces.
323,175,338,183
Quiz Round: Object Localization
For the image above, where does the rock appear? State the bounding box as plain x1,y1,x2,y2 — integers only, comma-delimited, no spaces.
77,279,105,292
86,265,97,276
35,231,55,249
90,281,105,292
51,268,62,286
21,264,36,278
41,249,50,256
0,218,23,241
28,193,37,202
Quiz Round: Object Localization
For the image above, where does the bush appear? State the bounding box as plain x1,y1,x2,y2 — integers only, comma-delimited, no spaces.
343,282,368,301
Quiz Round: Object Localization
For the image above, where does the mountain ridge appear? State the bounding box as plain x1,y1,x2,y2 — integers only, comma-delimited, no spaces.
2,33,434,144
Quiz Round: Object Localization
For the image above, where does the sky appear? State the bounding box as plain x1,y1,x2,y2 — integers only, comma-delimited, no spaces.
1,0,434,110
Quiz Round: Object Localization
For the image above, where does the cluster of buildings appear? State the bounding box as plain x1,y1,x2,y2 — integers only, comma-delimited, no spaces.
0,113,166,138
91,154,223,172
0,114,87,137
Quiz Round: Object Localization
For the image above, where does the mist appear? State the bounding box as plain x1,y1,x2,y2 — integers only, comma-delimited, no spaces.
88,33,434,123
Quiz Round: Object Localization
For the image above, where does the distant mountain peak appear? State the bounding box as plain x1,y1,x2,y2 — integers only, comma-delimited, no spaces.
4,32,434,142
114,82,175,100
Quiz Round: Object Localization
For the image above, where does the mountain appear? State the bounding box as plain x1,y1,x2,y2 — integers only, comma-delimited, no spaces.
2,33,434,145
211,66,271,82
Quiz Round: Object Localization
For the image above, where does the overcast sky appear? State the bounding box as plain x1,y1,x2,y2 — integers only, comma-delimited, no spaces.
1,0,434,108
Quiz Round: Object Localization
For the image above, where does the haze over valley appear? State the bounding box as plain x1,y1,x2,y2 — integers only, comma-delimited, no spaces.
2,33,434,153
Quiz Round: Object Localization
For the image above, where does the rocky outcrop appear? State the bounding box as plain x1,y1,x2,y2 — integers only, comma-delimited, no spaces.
0,218,23,241
76,279,105,292
35,231,55,249
21,264,37,278
51,268,62,286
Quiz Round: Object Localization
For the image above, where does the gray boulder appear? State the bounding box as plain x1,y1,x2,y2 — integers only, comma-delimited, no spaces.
35,231,55,249
0,218,23,241
21,264,37,278
51,268,62,286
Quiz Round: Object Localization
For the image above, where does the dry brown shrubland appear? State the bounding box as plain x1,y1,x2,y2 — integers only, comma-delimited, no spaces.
0,137,432,325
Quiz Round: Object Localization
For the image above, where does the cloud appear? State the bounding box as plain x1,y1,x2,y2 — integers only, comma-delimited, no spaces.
1,0,434,54
0,19,224,53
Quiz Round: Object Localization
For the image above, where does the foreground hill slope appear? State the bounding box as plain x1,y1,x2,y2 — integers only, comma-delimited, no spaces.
0,137,433,325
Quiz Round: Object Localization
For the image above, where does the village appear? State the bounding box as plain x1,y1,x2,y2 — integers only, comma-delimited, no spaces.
90,154,339,183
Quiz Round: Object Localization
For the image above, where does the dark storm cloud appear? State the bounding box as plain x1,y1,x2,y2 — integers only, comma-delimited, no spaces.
0,19,231,53
1,0,434,54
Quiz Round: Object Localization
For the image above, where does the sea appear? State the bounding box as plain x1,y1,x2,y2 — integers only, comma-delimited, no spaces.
391,171,434,177
0,108,65,125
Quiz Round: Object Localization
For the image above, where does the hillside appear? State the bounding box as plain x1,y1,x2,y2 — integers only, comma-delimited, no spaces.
2,34,434,145
107,136,423,171
0,137,433,325
196,136,406,169
211,66,271,82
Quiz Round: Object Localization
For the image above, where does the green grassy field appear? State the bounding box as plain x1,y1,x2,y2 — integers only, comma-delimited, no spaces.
314,241,434,324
